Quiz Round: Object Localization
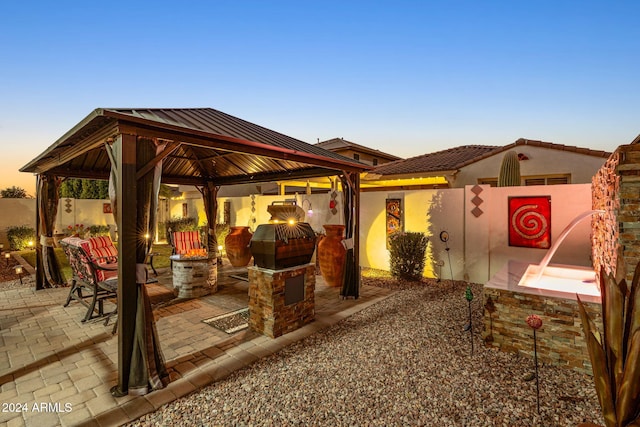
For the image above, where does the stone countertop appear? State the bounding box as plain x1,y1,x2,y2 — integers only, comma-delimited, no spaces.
485,260,601,304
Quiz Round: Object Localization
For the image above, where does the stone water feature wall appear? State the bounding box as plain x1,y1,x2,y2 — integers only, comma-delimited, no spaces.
483,288,601,374
592,142,640,283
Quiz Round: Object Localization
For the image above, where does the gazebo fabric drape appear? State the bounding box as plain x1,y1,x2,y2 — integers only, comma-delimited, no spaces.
107,137,168,396
340,172,359,299
198,182,219,290
35,175,64,289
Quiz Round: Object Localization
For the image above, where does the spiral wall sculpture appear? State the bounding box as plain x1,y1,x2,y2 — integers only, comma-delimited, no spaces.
508,196,551,249
511,204,547,240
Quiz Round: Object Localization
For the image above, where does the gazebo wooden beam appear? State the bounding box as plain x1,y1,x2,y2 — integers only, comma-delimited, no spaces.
116,122,366,172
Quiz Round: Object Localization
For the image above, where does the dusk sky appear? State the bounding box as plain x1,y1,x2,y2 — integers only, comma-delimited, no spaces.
2,1,638,195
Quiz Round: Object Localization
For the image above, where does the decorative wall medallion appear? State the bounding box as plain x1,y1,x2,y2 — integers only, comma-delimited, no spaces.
471,207,483,218
471,185,484,195
508,196,551,249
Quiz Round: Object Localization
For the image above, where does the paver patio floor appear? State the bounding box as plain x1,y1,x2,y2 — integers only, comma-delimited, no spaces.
0,264,392,426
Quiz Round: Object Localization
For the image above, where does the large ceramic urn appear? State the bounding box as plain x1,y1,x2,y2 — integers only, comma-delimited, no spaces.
225,226,253,267
318,224,346,287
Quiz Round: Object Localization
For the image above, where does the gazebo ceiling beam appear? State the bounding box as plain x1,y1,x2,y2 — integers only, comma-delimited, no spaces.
117,122,366,172
159,167,338,187
181,144,211,179
136,141,182,181
43,168,110,181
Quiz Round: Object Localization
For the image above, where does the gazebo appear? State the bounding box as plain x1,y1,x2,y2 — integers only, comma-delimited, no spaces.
20,107,369,396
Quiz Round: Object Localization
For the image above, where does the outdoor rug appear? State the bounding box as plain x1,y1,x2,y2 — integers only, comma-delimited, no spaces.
228,271,249,282
203,308,249,334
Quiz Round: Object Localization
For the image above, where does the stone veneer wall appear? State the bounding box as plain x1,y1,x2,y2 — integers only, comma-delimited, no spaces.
483,288,602,374
592,149,621,280
592,142,640,282
248,264,315,338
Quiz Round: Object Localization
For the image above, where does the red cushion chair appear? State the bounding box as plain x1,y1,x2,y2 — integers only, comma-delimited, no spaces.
172,231,203,255
81,236,118,281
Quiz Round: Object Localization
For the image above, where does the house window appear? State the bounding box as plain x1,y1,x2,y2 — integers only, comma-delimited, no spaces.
373,158,378,166
479,174,570,187
353,153,360,161
524,175,570,186
478,179,498,187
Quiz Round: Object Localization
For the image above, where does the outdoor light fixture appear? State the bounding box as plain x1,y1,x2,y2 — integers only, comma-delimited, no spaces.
302,199,313,217
0,243,4,250
217,244,224,265
27,241,34,249
14,265,23,284
5,252,10,266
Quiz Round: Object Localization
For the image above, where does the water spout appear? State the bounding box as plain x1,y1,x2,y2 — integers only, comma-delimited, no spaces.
533,210,606,284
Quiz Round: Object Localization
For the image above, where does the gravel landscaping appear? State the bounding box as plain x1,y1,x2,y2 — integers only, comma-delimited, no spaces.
127,277,604,427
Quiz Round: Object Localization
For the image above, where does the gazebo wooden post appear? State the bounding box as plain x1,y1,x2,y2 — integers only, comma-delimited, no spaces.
114,133,139,395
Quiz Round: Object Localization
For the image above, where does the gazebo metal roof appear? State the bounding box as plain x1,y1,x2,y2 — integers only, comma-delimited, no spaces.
21,107,370,182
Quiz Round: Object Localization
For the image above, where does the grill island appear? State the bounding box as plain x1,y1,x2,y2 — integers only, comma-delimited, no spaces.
247,201,317,338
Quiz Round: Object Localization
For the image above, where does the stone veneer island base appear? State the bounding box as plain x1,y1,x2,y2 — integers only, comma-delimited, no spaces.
483,261,602,375
248,263,315,338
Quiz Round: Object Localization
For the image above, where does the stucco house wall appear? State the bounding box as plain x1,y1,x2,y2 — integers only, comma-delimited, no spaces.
454,145,606,187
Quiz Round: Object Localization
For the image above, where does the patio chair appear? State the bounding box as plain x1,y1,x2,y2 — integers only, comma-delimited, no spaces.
169,230,204,268
60,236,118,326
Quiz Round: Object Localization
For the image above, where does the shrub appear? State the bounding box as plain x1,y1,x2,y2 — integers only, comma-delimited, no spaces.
86,225,110,237
7,225,36,250
389,231,429,281
215,223,230,249
165,216,198,235
165,216,199,245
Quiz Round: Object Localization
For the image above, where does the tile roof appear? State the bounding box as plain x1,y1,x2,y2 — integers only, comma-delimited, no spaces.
316,138,402,161
369,145,499,176
368,138,612,177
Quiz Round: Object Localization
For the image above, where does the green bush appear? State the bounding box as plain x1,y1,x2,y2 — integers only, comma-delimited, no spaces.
86,225,110,237
389,231,429,281
215,223,230,249
166,217,198,234
7,225,36,250
165,216,199,245
157,223,167,241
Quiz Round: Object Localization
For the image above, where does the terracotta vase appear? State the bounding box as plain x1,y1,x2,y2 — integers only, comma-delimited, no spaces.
318,224,346,287
225,226,253,267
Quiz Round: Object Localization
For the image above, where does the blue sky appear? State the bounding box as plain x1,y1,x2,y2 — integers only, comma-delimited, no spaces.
1,1,639,195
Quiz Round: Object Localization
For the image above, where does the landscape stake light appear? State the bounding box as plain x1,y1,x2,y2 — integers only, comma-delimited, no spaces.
5,252,9,266
14,265,23,284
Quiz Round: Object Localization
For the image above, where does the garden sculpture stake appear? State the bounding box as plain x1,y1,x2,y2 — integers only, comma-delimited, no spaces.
439,230,454,283
526,314,543,414
465,286,474,355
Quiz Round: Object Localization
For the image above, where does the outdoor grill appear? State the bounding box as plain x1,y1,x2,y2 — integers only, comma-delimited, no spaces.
249,201,317,270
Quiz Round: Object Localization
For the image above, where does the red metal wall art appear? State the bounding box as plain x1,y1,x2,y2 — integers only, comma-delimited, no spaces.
508,196,551,249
